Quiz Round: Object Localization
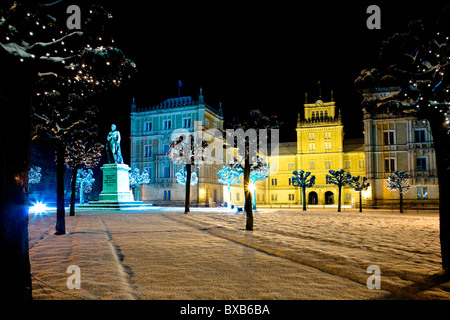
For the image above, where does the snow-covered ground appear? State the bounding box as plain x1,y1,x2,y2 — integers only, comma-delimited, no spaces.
28,208,450,300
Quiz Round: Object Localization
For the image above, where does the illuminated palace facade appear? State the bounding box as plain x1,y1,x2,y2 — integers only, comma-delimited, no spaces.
130,88,439,208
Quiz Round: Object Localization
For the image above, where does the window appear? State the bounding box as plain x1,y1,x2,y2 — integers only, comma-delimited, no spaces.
384,158,396,172
324,110,328,118
325,160,332,169
416,157,427,171
309,160,315,170
163,119,172,130
309,143,315,151
204,119,210,128
417,186,428,199
271,178,277,186
311,111,315,119
289,194,295,201
144,145,151,157
325,142,331,150
344,193,352,202
236,193,240,201
324,132,331,139
414,129,426,142
163,144,170,154
326,175,332,184
320,110,323,118
288,162,295,171
144,121,152,132
163,166,170,178
359,160,365,169
288,178,292,186
271,194,277,201
344,160,351,169
308,133,315,140
182,118,191,128
383,130,395,145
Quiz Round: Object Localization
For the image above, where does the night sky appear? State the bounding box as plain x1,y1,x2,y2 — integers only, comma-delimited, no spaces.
94,1,449,163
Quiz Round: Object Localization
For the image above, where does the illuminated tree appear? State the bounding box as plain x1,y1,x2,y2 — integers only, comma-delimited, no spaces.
292,170,316,211
387,170,411,214
129,168,150,201
217,159,243,209
176,168,198,186
250,156,270,209
349,176,370,212
28,166,42,185
326,169,353,212
65,140,103,216
76,168,95,205
0,1,135,298
167,133,208,213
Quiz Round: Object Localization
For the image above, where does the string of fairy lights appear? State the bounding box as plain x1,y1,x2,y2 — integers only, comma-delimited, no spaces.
1,3,136,102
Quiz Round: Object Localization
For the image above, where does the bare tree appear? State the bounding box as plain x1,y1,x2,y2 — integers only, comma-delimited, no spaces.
0,1,135,299
227,109,280,230
167,134,208,213
292,170,316,211
326,169,353,212
355,11,450,273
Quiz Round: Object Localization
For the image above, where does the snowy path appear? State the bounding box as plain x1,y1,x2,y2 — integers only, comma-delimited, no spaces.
28,209,450,300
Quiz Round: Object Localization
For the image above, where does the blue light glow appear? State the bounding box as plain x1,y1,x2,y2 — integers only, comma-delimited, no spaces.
29,201,48,214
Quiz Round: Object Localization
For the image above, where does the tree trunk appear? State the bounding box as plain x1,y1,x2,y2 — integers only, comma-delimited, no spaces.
227,185,231,210
359,191,362,213
302,186,307,211
338,185,342,212
428,115,450,271
185,164,191,214
399,191,403,214
55,141,66,235
0,62,33,300
70,166,78,216
244,156,253,230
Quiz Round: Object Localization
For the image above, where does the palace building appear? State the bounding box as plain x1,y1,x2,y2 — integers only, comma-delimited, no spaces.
130,87,439,209
264,93,366,207
130,88,225,206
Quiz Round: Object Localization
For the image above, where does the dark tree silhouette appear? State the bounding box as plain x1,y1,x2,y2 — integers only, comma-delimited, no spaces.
292,170,316,211
355,8,450,274
326,169,353,212
226,109,280,230
0,1,135,299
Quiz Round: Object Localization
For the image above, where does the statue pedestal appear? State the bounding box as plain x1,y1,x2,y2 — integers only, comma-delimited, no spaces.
98,163,134,202
80,163,152,210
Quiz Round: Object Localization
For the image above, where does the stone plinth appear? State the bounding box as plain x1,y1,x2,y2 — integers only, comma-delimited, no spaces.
80,163,152,210
98,163,134,202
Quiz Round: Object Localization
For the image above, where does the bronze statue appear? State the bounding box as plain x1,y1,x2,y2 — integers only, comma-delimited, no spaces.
106,124,123,164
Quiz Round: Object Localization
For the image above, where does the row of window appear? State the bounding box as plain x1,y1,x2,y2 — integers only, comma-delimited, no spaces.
143,118,192,132
311,110,329,118
307,159,365,170
140,166,171,179
143,144,171,157
384,157,427,172
308,132,332,140
382,129,427,145
308,142,333,151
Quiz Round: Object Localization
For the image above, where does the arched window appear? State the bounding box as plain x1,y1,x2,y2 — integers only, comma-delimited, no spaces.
320,110,324,118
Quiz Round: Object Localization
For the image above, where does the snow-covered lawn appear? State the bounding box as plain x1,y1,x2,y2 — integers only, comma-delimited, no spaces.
28,208,450,300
